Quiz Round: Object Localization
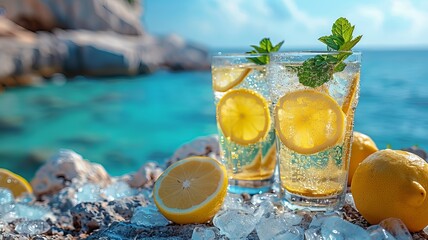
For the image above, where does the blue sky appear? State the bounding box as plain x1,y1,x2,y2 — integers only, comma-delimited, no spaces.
143,0,428,50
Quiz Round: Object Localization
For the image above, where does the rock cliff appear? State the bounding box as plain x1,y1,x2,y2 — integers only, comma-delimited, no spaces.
0,0,210,89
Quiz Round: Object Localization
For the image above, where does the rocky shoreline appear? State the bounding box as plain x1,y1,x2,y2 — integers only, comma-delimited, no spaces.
0,0,210,90
0,136,427,239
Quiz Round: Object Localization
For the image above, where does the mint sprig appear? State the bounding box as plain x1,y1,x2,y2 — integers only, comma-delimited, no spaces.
247,38,284,65
298,17,362,88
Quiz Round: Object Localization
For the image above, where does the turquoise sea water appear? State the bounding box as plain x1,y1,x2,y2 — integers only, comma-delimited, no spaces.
0,50,427,179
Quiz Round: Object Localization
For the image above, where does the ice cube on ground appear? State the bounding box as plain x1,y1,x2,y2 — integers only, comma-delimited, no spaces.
271,226,304,240
0,220,7,230
222,193,244,210
379,218,412,240
309,212,342,228
76,183,102,203
312,215,370,239
345,193,356,209
304,227,323,240
191,226,219,240
15,219,50,236
367,225,396,239
0,203,18,222
15,203,50,220
16,193,35,204
256,210,303,240
0,203,51,222
131,205,170,227
103,181,137,201
213,208,258,239
251,192,280,205
0,188,14,204
282,212,304,226
254,200,276,219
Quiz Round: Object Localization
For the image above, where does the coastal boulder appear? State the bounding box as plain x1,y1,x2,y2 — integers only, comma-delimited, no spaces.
166,135,221,167
0,0,142,35
125,162,163,188
31,149,111,198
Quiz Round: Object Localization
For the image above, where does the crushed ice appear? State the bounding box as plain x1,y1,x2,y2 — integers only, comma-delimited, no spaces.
195,193,414,240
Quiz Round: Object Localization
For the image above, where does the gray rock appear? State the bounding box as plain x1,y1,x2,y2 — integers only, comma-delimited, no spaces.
166,135,220,167
87,221,199,240
0,0,142,35
31,149,111,198
0,1,210,82
0,29,210,81
126,162,163,188
70,196,148,234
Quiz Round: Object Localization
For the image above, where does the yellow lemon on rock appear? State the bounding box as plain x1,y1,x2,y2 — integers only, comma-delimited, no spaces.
347,131,378,186
351,149,428,232
153,156,228,224
0,168,32,198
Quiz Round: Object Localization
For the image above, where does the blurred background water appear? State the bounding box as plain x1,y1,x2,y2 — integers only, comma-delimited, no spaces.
0,49,427,179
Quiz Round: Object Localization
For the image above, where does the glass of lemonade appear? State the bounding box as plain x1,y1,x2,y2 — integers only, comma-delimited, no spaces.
212,53,276,194
269,51,361,211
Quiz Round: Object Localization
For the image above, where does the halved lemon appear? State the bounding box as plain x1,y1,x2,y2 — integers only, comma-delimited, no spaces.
275,89,345,155
212,67,251,92
0,168,33,198
217,89,270,146
153,156,228,224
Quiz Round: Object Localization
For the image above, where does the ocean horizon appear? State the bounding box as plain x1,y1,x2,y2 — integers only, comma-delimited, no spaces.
0,49,427,179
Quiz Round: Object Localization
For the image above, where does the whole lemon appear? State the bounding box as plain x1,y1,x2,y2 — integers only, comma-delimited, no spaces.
351,149,428,232
347,131,378,186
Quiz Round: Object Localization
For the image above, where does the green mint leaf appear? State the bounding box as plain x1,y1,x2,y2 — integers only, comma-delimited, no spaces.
247,38,284,65
260,38,273,52
298,56,335,88
272,40,284,52
332,17,354,42
250,45,268,53
298,17,362,88
318,36,339,50
339,35,362,51
334,62,347,72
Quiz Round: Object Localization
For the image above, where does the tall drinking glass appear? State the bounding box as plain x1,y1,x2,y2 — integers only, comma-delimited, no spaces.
270,51,361,211
212,53,276,194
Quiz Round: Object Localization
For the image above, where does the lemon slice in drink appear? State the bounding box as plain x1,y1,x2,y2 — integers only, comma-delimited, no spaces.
235,144,277,180
212,67,251,92
275,89,345,154
342,73,360,114
217,89,271,146
153,156,227,224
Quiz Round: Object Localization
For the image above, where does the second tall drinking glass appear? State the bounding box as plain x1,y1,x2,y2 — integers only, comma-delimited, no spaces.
212,53,276,194
269,51,361,211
